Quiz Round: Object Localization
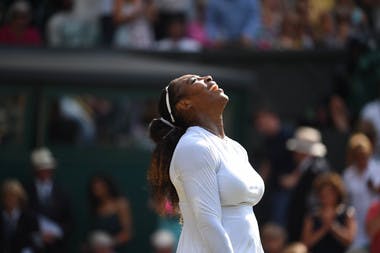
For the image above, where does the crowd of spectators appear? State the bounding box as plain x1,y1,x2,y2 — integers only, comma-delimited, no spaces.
0,0,379,51
254,86,380,253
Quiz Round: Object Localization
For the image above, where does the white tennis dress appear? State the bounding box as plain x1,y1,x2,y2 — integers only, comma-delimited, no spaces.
170,126,265,253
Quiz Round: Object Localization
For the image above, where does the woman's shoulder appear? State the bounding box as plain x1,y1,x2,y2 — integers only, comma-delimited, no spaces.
176,127,214,152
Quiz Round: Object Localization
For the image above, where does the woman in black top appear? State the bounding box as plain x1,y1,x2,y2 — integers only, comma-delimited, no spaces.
301,172,356,253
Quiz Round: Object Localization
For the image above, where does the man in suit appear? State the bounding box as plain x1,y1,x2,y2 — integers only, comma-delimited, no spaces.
26,147,73,253
285,127,331,242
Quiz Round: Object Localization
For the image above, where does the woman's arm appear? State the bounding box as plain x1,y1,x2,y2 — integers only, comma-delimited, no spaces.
173,141,233,253
113,0,143,25
330,208,356,246
115,198,133,245
301,215,329,248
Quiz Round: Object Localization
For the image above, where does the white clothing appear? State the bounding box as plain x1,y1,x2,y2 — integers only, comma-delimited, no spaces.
170,126,265,253
113,2,153,49
361,99,380,157
343,162,379,249
35,180,53,203
47,12,99,48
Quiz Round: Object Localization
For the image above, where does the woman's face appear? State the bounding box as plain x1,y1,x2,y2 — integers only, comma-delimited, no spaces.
92,179,110,199
319,185,339,206
353,149,369,170
173,74,229,118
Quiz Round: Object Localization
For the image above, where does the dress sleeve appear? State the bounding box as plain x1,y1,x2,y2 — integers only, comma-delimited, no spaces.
173,140,234,253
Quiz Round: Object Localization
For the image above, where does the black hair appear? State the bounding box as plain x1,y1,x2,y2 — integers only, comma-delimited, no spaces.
88,174,121,214
147,79,189,215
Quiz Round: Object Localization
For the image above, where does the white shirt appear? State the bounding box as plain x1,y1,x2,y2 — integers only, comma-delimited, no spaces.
343,162,379,249
35,179,53,203
361,99,380,157
170,126,265,253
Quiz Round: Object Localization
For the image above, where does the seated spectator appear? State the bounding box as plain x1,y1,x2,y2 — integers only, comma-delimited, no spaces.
261,223,287,253
88,174,133,251
282,242,308,253
0,179,41,253
256,0,283,49
113,0,154,49
26,147,74,253
47,0,99,48
366,199,380,253
315,12,339,48
343,133,379,251
277,13,313,50
156,15,201,52
150,229,175,253
301,172,356,253
0,0,42,46
205,0,261,48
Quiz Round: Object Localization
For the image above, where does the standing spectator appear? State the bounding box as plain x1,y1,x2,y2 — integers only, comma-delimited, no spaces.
366,198,380,253
286,126,331,242
301,172,356,253
156,15,201,52
88,174,133,251
360,90,380,159
153,0,193,40
99,0,116,46
186,0,211,47
0,179,41,253
0,0,42,46
46,0,99,48
343,133,379,251
26,147,73,253
254,109,294,226
113,0,154,49
205,0,261,48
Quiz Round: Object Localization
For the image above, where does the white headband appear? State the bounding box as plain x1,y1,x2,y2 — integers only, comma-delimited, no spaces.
159,117,175,128
165,85,175,123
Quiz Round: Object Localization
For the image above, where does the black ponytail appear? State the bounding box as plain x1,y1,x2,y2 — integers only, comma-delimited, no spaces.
147,81,188,215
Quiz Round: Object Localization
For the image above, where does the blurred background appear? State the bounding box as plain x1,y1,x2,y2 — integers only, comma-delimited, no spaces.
0,0,380,253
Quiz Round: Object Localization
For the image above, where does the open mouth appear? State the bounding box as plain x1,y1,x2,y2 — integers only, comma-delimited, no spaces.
209,83,219,91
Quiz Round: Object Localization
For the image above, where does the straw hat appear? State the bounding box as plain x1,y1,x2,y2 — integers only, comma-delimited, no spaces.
30,147,56,170
286,126,327,157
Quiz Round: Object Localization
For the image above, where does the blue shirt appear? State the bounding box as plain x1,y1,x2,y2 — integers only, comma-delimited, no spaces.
206,0,261,42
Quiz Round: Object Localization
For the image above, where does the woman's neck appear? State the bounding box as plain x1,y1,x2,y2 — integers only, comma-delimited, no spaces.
196,114,225,139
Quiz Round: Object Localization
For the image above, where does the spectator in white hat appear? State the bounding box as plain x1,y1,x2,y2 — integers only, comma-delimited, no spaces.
151,229,175,253
25,147,73,253
88,230,115,253
285,126,331,242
